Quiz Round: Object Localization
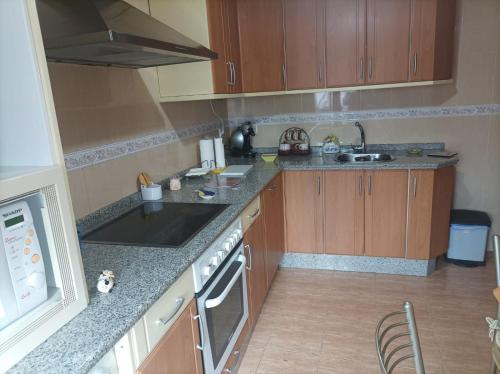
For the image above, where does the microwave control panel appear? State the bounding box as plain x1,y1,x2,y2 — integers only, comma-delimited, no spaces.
0,200,48,325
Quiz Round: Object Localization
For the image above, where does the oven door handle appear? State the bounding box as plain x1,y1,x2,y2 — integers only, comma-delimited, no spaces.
205,254,246,309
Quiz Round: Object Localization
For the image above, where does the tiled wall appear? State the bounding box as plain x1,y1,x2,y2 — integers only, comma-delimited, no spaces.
48,64,227,218
226,0,500,242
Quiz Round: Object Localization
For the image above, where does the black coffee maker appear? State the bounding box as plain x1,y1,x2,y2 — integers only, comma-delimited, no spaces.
230,122,256,157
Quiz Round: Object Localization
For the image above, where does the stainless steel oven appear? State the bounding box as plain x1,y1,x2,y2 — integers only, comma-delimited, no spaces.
195,241,248,374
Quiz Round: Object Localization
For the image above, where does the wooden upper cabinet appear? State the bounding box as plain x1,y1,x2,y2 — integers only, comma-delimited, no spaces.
366,0,411,84
364,170,408,258
323,171,365,256
261,173,285,285
407,167,455,259
237,0,285,92
137,299,202,374
207,0,242,93
325,0,366,87
284,0,325,90
284,171,324,253
409,0,456,82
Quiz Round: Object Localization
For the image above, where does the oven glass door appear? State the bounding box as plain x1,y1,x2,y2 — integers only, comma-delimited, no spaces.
198,247,248,374
206,261,244,366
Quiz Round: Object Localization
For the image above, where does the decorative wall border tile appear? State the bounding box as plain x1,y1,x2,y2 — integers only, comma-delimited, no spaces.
65,103,500,171
64,120,221,171
228,103,500,128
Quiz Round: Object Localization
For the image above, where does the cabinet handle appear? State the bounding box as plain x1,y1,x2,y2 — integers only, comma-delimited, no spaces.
413,53,418,76
282,64,287,88
358,175,363,196
368,57,373,79
248,208,260,219
157,297,185,325
413,176,417,198
226,62,232,86
193,314,205,351
244,243,252,271
223,350,241,373
368,175,372,195
319,62,323,83
266,185,277,191
231,61,236,86
317,175,321,195
360,57,364,80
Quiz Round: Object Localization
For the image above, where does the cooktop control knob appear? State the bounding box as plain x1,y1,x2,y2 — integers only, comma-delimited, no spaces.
217,250,225,260
235,229,242,239
210,255,221,267
201,265,212,277
223,241,232,251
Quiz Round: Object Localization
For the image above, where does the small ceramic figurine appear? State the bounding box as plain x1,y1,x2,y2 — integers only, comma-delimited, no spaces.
97,270,115,293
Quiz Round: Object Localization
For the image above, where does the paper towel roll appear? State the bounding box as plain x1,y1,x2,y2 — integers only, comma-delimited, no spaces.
200,138,215,169
214,137,226,169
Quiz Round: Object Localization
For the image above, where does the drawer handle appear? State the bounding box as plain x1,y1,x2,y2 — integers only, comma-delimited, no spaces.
157,297,185,325
223,350,241,373
193,314,205,351
247,208,260,219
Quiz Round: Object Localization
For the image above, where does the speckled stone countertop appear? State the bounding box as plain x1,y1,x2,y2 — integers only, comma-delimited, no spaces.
11,146,458,373
278,150,459,170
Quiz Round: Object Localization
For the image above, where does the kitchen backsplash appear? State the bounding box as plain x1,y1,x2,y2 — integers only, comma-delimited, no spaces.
48,63,227,218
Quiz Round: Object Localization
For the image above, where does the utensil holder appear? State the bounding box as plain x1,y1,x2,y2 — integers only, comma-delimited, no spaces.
141,184,162,201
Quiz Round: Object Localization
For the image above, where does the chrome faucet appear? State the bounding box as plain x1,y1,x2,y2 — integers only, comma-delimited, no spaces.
352,121,366,153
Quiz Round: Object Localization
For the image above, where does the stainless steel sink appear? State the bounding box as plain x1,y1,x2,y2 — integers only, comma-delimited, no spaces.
336,153,395,163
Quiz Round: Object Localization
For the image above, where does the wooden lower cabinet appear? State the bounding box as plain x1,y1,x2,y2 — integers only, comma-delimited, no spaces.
284,171,324,253
137,299,202,374
243,214,268,327
407,167,455,259
364,170,408,258
261,173,285,284
323,170,365,255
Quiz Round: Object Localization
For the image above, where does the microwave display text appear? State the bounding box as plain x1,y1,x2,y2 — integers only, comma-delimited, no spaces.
4,215,24,228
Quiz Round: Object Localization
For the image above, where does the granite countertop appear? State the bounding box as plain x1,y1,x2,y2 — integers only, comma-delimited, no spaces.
278,150,459,170
11,146,458,373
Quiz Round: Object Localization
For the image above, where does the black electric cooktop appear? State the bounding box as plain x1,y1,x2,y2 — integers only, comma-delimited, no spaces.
82,202,229,247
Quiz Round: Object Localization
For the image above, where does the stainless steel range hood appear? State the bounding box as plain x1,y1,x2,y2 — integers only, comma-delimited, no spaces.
36,0,217,68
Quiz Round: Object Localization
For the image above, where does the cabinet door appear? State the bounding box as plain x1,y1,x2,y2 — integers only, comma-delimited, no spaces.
407,170,434,259
409,0,456,82
244,214,268,326
137,299,202,374
366,0,411,84
284,0,325,90
261,173,285,285
224,0,242,92
323,171,365,255
325,0,366,87
365,170,408,258
237,0,285,92
284,171,323,253
150,0,214,97
207,0,231,93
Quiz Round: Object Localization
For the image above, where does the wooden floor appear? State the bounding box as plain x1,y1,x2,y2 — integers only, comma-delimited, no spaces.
238,256,497,374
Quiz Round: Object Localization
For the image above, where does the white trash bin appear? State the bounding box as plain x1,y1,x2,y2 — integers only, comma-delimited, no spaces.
446,210,491,266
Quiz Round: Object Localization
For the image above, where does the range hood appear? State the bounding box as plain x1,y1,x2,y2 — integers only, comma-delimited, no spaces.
36,0,217,68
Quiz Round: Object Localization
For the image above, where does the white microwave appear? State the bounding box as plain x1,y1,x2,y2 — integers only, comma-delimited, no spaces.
0,200,48,330
0,185,88,372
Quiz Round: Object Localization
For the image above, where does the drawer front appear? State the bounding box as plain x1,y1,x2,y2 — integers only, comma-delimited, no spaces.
143,268,195,350
241,196,261,233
